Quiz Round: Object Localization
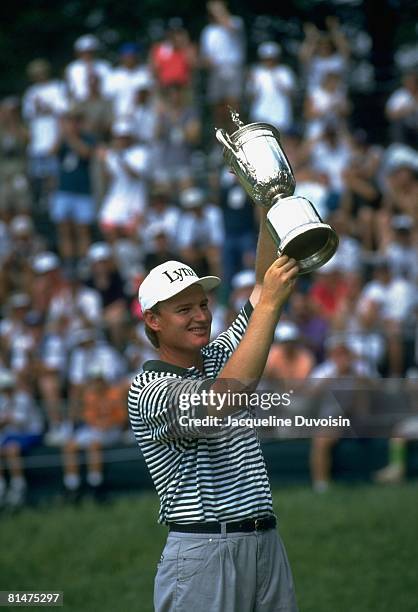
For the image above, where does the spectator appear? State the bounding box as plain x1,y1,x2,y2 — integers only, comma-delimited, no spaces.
61,362,127,502
0,369,43,508
67,328,126,433
226,269,255,323
308,122,351,208
50,109,96,263
309,256,350,322
1,216,45,302
305,72,350,140
247,41,296,131
66,34,111,103
22,59,67,209
130,77,158,144
141,182,181,248
85,242,128,348
30,252,72,327
289,291,329,362
150,18,197,91
105,42,154,117
154,84,201,193
357,260,417,375
299,17,350,92
97,119,151,240
383,215,418,282
218,167,257,292
309,335,377,492
176,186,224,277
143,224,179,273
385,70,418,148
0,97,30,213
0,294,31,364
265,321,315,382
200,1,246,126
381,146,418,221
341,129,383,251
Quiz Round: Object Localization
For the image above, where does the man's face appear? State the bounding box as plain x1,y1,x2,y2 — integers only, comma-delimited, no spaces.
153,284,212,352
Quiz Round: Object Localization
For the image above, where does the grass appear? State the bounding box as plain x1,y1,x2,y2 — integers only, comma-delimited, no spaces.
1,484,417,612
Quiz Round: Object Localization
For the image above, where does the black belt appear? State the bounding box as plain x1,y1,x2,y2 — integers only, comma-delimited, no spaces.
168,516,276,534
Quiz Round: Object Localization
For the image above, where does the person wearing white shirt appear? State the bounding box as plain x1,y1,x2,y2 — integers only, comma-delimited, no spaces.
305,71,350,140
23,59,68,203
200,1,245,124
0,370,43,508
104,43,154,117
97,120,150,240
385,71,418,147
247,42,296,131
310,123,351,195
176,187,224,278
358,260,417,375
66,34,111,103
309,335,377,492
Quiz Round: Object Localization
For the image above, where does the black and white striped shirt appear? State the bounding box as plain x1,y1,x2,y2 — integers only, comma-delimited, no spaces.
128,302,274,524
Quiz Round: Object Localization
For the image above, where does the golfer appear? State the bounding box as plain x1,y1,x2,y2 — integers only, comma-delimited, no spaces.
128,209,299,612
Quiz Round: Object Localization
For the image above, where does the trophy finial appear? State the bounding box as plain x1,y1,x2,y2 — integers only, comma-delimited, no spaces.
228,106,244,129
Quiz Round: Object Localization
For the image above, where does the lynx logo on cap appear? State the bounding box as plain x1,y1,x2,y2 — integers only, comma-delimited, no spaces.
138,260,221,311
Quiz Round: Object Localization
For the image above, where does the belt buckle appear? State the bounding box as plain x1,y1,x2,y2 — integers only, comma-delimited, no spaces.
255,519,261,531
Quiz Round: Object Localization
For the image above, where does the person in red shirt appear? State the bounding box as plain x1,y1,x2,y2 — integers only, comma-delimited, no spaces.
151,18,197,91
309,256,350,320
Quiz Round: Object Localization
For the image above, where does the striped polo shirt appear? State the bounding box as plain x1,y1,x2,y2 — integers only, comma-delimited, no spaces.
128,302,274,524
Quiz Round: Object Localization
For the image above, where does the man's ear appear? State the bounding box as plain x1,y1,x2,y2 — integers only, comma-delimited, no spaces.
143,310,161,332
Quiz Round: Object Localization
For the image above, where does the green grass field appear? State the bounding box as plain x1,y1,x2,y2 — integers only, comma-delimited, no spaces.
1,484,417,612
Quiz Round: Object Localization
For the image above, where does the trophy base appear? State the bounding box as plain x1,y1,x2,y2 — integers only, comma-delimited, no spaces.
278,223,339,275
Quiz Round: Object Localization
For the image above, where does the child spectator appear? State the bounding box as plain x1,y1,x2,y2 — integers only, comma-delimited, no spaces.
61,362,127,501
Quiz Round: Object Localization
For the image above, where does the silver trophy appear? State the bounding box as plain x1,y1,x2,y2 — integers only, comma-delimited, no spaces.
216,111,339,274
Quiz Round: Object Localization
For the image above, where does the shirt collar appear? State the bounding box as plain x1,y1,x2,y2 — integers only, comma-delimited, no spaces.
142,360,194,376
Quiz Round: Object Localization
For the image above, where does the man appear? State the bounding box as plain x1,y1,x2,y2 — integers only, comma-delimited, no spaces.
128,208,299,612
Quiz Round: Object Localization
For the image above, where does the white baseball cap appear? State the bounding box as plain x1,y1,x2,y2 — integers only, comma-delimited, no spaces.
274,321,300,343
74,34,100,52
179,187,204,209
258,41,281,59
88,242,113,262
138,260,220,311
32,251,60,274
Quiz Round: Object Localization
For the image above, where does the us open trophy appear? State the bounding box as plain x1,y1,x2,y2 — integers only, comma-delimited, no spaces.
216,111,339,274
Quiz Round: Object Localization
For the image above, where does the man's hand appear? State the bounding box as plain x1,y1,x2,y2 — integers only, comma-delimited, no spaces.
259,256,299,311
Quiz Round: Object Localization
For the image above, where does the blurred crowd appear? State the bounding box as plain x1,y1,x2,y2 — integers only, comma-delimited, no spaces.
0,1,417,507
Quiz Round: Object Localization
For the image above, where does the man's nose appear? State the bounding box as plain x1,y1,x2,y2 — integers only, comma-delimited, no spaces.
192,307,210,321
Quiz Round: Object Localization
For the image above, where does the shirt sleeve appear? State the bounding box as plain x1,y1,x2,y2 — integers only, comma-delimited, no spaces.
128,374,216,442
208,300,253,356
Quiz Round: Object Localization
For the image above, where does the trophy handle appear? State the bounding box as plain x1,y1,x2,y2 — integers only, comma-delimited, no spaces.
215,128,260,188
215,129,239,154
